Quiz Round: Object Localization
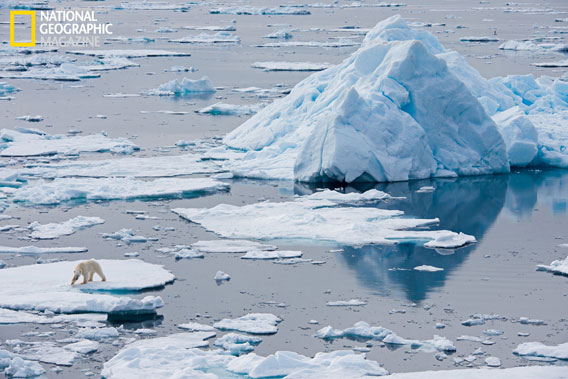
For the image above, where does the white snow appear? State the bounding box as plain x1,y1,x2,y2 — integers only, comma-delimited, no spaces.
191,240,277,253
386,367,568,378
213,333,262,355
214,313,281,335
0,246,87,255
214,271,231,281
0,129,139,157
513,342,568,359
197,103,264,116
414,265,444,272
251,61,332,71
537,256,568,276
173,196,475,248
223,16,509,182
28,216,104,239
241,250,302,260
13,177,229,205
0,259,172,314
148,76,216,96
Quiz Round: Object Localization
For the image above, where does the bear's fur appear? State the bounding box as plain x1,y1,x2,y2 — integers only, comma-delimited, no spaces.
70,259,106,285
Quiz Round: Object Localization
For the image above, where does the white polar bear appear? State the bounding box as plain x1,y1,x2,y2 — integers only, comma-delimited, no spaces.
70,259,106,285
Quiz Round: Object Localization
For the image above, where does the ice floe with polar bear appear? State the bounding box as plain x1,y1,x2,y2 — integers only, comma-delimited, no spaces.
12,177,228,205
173,193,475,248
0,259,173,314
0,128,139,157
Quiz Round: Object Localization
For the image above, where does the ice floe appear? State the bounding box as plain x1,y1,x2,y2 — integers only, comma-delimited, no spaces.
0,63,100,81
315,321,456,352
191,240,277,254
256,40,359,48
181,25,236,32
241,250,302,260
537,256,568,276
251,61,332,71
214,333,262,355
177,322,215,332
67,49,191,58
513,342,568,359
173,194,475,248
386,367,568,378
13,177,229,205
214,313,281,335
148,76,216,96
5,339,78,366
170,32,240,44
63,340,99,354
209,6,310,15
0,259,172,314
214,271,231,281
28,216,104,239
197,102,264,116
414,265,444,272
75,327,119,340
0,81,20,100
102,228,147,244
326,299,367,306
0,351,45,377
223,16,510,182
0,129,139,157
0,246,87,255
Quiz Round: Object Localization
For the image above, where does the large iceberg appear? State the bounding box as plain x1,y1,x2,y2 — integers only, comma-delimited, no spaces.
223,15,568,182
223,16,509,182
0,259,173,314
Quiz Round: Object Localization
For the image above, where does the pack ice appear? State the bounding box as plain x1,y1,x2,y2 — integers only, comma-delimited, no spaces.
223,15,568,182
0,259,173,314
173,190,475,248
0,128,139,157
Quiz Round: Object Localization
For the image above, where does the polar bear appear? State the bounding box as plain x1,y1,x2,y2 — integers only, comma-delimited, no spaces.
70,259,106,285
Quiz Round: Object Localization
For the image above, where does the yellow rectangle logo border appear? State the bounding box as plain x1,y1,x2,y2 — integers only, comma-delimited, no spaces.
10,10,36,47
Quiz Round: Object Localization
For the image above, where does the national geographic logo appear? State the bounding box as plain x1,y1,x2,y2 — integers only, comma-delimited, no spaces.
9,9,113,47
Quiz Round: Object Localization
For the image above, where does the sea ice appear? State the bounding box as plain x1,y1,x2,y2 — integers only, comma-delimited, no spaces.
0,82,20,98
0,63,100,81
214,313,281,335
29,216,104,239
67,49,191,58
197,103,264,116
4,339,77,366
0,259,172,314
63,340,99,354
326,299,367,306
173,196,475,248
256,40,359,48
315,322,455,352
536,256,568,276
191,240,277,253
0,246,87,255
175,249,204,259
513,342,568,359
414,265,444,272
148,76,216,96
459,37,500,42
1,353,45,377
213,333,262,355
300,188,394,204
214,271,231,281
177,322,216,332
0,129,138,157
102,229,147,244
209,6,310,15
241,250,302,260
251,61,332,71
170,32,240,44
75,327,119,341
13,177,229,205
223,16,509,182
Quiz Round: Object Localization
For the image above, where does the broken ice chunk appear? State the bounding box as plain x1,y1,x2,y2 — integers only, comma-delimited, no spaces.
29,216,104,239
214,313,281,335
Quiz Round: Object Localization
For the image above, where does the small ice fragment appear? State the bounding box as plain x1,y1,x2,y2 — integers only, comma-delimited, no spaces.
326,299,367,307
414,265,444,272
214,271,230,281
485,356,501,367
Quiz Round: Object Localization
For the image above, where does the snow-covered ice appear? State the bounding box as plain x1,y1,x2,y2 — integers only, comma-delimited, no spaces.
414,265,444,272
241,250,302,260
13,177,229,205
191,240,277,253
326,299,367,306
177,322,215,332
214,271,231,281
148,76,216,96
63,340,99,354
223,16,510,182
197,102,264,116
0,351,45,377
173,195,475,248
0,246,87,255
213,333,262,356
4,339,78,366
0,129,139,157
102,228,147,244
299,189,394,204
386,367,568,378
251,61,332,71
537,256,568,276
67,49,191,58
170,32,240,44
28,216,104,239
0,259,172,314
209,6,310,15
513,342,568,359
75,327,119,341
214,313,281,335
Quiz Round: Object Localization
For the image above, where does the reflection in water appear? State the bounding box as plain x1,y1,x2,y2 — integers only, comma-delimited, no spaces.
295,169,568,303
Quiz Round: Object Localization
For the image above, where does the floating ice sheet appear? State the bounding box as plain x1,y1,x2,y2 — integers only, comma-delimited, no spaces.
386,367,568,378
209,6,310,15
513,342,568,359
0,129,139,157
67,49,191,58
214,313,282,335
13,177,229,205
191,240,277,253
173,195,475,248
148,76,216,96
0,259,172,314
197,102,264,116
241,250,302,260
537,256,568,276
0,246,87,255
251,61,332,71
29,216,104,239
169,32,240,44
5,339,77,366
